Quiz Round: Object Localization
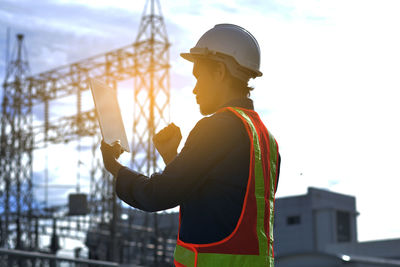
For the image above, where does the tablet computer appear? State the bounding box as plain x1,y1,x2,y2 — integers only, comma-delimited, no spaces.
89,78,130,152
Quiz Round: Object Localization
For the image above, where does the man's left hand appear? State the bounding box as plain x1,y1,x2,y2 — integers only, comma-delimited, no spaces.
153,123,182,165
100,140,124,176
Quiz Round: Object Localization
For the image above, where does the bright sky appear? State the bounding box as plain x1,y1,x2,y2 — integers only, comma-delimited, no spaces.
1,0,400,243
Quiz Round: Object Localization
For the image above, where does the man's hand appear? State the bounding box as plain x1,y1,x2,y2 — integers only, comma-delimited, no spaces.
100,140,124,176
153,123,182,165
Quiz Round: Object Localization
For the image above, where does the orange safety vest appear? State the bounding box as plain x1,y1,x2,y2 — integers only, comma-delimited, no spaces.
174,107,279,267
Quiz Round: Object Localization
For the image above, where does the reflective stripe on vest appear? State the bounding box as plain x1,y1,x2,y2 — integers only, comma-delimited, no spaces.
174,107,279,267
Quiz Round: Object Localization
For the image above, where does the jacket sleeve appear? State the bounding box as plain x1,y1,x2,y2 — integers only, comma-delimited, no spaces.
115,114,246,212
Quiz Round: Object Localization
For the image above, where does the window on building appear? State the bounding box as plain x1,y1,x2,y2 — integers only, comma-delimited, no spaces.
287,215,301,225
337,211,351,242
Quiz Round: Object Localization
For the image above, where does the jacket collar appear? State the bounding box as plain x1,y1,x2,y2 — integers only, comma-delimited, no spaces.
220,97,254,110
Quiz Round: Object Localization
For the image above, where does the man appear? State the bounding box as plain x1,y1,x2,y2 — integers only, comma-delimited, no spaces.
101,24,281,266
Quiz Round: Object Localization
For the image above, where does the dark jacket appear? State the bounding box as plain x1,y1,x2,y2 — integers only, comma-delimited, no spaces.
116,98,280,244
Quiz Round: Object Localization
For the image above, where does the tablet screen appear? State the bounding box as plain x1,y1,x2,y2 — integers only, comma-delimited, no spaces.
89,78,130,152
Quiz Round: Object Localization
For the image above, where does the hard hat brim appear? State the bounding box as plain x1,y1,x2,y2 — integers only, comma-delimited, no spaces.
180,52,200,62
180,52,263,78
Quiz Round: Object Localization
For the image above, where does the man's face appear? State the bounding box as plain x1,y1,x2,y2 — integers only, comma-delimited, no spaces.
192,60,221,115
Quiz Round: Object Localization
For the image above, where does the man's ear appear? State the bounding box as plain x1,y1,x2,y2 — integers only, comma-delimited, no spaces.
214,62,227,82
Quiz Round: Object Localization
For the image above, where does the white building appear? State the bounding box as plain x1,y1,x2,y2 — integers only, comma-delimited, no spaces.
274,187,400,267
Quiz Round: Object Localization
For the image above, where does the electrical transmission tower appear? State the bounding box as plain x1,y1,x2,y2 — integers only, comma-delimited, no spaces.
0,34,35,250
132,0,170,175
0,0,173,264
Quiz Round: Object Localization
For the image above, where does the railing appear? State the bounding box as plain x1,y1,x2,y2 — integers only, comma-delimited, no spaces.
0,248,121,267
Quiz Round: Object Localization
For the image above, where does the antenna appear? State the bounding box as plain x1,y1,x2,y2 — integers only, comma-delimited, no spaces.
5,28,10,77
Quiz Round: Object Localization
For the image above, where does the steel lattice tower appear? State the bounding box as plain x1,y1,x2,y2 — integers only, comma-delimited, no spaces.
132,0,170,175
0,34,34,249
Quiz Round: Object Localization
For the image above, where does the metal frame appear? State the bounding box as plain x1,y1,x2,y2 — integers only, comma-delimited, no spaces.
0,0,172,264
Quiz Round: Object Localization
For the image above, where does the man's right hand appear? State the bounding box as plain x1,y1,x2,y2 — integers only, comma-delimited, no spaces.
153,123,182,165
100,140,123,176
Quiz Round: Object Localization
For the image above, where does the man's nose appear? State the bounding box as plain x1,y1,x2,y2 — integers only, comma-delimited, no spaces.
192,85,198,95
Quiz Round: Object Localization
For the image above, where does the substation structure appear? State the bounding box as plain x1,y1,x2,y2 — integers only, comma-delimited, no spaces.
0,0,178,266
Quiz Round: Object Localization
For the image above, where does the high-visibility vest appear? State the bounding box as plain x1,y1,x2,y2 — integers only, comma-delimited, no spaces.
174,107,279,267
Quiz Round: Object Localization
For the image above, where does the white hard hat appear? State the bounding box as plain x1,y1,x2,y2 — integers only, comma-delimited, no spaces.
181,24,262,81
